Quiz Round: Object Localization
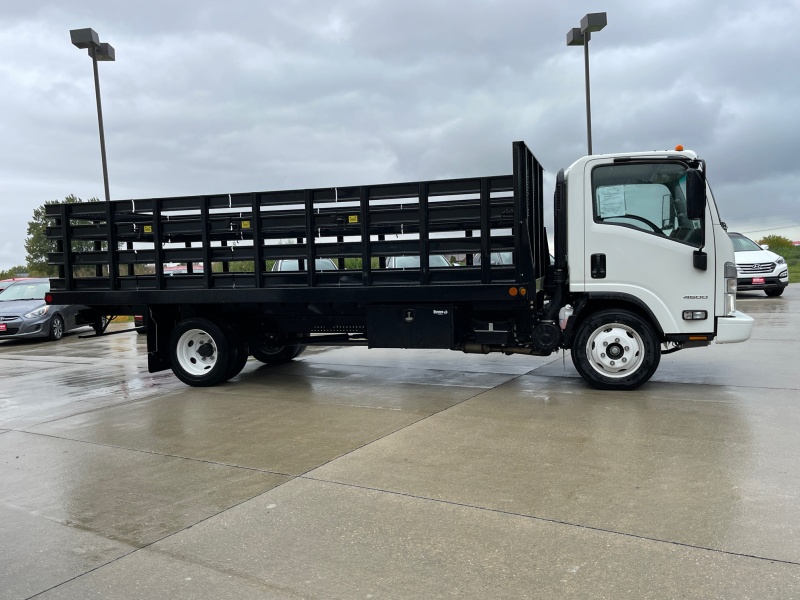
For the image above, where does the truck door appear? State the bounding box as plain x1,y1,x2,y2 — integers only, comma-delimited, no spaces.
582,159,715,335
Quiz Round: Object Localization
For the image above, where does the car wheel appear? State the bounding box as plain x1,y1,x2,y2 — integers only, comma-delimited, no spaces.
571,309,660,391
765,288,784,297
169,318,234,387
49,314,64,341
251,342,306,364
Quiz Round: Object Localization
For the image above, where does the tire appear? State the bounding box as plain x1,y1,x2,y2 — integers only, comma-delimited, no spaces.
765,288,784,297
93,316,109,335
49,314,64,341
220,324,249,381
169,318,235,387
251,342,306,364
571,309,660,391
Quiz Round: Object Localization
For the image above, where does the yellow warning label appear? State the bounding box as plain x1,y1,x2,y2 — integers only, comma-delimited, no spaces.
242,220,251,229
348,215,359,224
143,225,152,234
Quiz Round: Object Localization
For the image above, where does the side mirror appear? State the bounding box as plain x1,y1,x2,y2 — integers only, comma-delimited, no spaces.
685,169,706,220
760,244,769,250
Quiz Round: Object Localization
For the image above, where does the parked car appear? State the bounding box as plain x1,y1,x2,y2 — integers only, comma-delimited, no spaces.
164,263,204,275
728,232,789,297
473,252,513,265
271,258,338,271
385,255,451,268
472,252,555,266
0,278,95,341
0,277,32,293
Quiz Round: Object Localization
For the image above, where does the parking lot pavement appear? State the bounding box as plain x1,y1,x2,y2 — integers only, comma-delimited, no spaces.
1,290,799,599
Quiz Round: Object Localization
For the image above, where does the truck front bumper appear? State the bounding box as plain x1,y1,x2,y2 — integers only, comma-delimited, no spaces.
715,311,754,344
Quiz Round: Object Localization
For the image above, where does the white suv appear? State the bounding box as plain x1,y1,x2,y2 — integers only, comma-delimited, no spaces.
728,232,789,297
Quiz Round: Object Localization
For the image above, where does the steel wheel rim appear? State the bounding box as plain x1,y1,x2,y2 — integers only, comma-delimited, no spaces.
175,328,218,376
585,322,644,379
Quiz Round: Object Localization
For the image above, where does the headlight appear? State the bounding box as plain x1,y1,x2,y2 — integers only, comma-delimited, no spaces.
776,257,786,265
24,305,49,318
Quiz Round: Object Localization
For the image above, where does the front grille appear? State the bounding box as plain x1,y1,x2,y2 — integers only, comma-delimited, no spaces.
738,262,775,274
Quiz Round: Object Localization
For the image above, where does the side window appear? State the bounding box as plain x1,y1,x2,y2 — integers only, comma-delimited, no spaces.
592,162,703,247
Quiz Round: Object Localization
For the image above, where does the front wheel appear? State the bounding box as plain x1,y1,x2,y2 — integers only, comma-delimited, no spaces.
571,309,660,390
49,314,64,341
170,318,234,387
765,288,784,297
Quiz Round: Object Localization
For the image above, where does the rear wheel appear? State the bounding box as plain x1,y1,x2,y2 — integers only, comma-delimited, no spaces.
93,316,109,335
251,342,306,364
221,324,249,381
765,288,784,297
571,309,660,391
170,318,234,387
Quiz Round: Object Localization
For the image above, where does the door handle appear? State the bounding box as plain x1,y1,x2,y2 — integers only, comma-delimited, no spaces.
591,253,606,279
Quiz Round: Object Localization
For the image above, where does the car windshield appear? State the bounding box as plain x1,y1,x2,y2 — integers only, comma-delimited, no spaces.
0,281,49,301
729,234,762,252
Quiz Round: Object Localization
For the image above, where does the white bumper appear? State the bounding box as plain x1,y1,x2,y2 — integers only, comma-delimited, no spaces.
715,311,754,344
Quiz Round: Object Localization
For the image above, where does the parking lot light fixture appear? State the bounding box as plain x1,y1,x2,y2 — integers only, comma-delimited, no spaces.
70,28,115,202
566,12,607,155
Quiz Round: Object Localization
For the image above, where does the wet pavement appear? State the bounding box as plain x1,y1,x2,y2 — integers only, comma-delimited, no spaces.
1,288,799,599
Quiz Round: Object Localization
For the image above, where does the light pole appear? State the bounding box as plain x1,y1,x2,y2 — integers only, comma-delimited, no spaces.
566,12,607,155
70,28,115,202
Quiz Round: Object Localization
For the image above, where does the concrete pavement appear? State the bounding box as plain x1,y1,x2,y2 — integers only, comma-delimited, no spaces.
1,288,799,598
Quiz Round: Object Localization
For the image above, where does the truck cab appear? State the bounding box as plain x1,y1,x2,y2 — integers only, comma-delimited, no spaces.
556,148,753,388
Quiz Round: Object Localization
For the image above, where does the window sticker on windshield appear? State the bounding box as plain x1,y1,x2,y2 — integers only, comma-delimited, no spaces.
597,185,626,218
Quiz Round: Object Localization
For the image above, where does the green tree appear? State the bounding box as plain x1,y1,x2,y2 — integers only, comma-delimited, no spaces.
24,195,99,276
757,234,793,252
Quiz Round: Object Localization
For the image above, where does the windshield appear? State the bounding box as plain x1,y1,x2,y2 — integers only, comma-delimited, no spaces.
729,234,762,252
592,161,703,247
0,281,49,301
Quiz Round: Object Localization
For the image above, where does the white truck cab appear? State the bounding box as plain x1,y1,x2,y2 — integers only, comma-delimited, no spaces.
558,147,753,388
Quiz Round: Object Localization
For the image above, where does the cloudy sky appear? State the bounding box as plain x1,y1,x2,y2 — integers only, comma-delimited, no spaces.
2,1,799,271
